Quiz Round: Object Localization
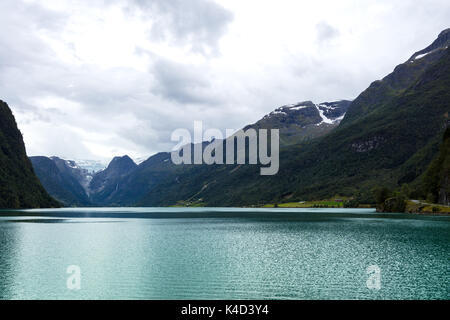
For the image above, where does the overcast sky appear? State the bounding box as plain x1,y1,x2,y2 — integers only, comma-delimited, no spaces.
1,0,449,162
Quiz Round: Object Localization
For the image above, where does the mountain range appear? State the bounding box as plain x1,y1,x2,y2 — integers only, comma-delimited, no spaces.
3,29,449,209
28,99,351,207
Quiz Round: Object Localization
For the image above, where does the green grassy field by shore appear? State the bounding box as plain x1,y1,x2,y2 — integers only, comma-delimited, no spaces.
171,198,449,214
405,200,450,214
262,199,374,208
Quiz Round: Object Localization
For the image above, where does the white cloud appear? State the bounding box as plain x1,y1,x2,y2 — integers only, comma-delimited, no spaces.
0,0,449,162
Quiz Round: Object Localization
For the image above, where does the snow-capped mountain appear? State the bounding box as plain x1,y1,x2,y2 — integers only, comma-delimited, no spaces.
248,100,351,145
50,157,94,193
408,28,449,63
70,159,108,173
29,156,93,206
30,156,137,206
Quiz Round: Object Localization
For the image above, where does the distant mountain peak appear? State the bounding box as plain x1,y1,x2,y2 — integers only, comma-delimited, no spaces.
282,101,315,109
438,28,450,38
87,155,138,204
248,99,351,146
113,155,132,161
108,155,136,170
408,28,450,62
344,28,450,124
262,100,350,125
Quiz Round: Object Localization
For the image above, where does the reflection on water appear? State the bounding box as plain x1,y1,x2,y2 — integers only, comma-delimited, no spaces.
0,208,448,300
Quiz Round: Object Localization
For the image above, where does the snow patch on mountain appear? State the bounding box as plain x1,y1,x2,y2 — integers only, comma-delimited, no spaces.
289,105,310,111
264,108,288,118
272,109,287,115
332,114,345,123
316,104,335,125
66,160,79,169
415,51,432,60
318,104,338,110
72,159,108,173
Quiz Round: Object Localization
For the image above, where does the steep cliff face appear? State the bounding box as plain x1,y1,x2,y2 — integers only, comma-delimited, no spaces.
30,156,92,206
0,100,60,208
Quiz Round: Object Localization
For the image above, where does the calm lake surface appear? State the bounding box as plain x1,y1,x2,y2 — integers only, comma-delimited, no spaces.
0,208,448,300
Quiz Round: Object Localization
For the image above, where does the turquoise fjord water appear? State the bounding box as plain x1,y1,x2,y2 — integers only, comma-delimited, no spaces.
0,208,448,300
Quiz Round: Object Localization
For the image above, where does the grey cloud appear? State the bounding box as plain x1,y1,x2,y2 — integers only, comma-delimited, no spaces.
150,57,219,105
131,0,233,54
1,0,450,162
316,22,340,44
0,2,62,69
0,1,68,112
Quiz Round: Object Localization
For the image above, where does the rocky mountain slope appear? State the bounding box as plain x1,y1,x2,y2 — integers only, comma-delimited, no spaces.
246,100,351,146
30,156,93,206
